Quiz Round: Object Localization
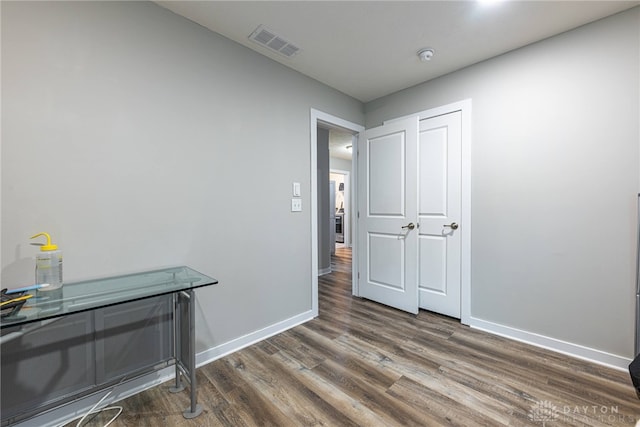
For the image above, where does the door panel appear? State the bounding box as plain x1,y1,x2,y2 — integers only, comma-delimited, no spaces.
369,233,404,289
369,133,405,216
419,127,448,216
418,111,462,318
419,235,447,294
358,116,419,314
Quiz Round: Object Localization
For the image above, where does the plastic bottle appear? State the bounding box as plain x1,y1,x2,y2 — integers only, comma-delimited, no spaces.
31,232,63,290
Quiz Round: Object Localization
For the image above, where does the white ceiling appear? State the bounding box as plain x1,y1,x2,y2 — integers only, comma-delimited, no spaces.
328,128,355,160
156,1,638,103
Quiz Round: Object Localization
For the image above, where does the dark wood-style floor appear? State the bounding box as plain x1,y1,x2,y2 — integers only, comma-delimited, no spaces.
73,248,639,426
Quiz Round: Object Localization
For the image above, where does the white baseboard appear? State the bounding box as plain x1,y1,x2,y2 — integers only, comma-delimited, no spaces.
14,310,315,427
469,316,632,371
196,310,315,367
318,267,332,276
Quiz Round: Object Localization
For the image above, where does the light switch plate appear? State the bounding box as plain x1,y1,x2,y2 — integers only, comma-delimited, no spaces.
291,198,302,212
292,182,301,197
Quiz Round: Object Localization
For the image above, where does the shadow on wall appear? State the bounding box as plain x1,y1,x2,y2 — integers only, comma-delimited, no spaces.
3,244,38,288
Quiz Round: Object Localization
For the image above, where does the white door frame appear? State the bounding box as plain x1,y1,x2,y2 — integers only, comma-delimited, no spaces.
371,99,471,325
310,109,364,317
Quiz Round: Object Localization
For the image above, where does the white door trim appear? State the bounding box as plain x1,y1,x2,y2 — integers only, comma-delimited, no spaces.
373,99,471,325
310,109,364,317
350,133,360,297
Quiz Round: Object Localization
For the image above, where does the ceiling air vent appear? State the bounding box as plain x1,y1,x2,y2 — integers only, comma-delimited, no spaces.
249,25,301,58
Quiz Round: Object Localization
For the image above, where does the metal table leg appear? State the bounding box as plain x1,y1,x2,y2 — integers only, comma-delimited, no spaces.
169,292,185,394
184,288,202,418
168,289,202,418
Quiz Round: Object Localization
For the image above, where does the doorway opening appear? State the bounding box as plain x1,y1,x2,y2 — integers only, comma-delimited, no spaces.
318,128,354,274
310,109,363,317
330,169,350,251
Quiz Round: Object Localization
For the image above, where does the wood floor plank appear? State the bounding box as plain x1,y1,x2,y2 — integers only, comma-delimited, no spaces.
386,375,519,427
311,358,431,426
266,330,326,370
223,347,358,427
202,358,293,427
271,349,390,426
301,317,345,340
335,332,533,425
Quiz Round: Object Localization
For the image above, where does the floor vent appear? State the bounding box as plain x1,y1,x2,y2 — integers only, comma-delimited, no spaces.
249,25,300,58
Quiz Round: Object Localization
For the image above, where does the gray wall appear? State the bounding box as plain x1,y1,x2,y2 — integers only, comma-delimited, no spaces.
1,1,363,351
317,127,331,273
330,157,352,172
366,7,640,359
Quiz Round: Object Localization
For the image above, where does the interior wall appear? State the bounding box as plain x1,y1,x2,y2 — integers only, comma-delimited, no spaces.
317,127,331,273
365,7,640,359
1,1,364,351
330,157,352,172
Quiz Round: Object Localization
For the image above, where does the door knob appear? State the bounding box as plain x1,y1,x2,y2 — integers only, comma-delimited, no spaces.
401,222,415,230
444,222,459,230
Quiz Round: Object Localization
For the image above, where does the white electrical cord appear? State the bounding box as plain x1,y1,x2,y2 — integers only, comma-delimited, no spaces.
74,389,123,427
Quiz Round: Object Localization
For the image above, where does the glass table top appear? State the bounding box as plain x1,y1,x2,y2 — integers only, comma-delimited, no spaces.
1,266,218,329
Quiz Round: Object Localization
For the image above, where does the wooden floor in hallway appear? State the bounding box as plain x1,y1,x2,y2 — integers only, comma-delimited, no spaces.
72,247,639,426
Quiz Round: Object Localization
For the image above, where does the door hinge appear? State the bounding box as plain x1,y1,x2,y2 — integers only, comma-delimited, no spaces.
357,211,360,219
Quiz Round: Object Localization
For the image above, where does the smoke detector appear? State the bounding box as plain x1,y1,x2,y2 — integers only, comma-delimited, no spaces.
417,48,435,62
249,25,301,58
